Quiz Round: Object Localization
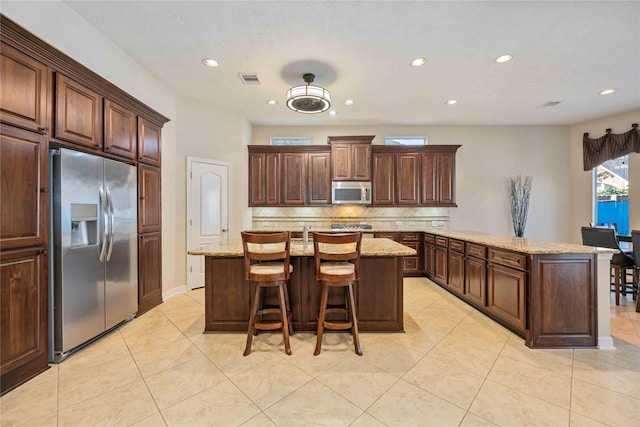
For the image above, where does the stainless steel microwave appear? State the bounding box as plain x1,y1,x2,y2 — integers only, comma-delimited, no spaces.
331,181,372,205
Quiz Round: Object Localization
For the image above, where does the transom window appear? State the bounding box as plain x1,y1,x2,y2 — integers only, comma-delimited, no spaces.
270,137,312,145
384,136,427,145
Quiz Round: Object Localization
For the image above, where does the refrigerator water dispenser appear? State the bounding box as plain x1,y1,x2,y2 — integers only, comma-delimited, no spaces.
70,203,97,247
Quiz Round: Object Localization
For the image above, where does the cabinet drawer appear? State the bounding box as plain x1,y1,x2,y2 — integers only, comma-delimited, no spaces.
466,243,486,259
403,257,419,271
375,232,397,241
400,232,421,242
488,248,527,270
449,239,465,253
424,233,435,244
435,236,448,248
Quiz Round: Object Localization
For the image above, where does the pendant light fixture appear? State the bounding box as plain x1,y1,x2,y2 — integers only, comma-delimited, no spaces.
286,73,331,113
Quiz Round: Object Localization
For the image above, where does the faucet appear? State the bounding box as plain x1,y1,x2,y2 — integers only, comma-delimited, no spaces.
303,225,311,243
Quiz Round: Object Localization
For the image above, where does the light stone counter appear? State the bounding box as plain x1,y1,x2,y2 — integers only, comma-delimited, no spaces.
188,237,417,257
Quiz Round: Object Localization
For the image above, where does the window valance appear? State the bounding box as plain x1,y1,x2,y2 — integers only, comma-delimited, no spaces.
583,124,639,171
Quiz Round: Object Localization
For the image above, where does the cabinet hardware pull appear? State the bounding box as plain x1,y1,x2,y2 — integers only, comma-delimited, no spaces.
38,126,49,133
41,188,49,193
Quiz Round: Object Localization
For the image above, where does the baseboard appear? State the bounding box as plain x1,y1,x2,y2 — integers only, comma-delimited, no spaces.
163,285,186,301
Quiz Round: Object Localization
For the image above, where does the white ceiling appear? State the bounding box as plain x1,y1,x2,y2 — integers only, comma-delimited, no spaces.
63,0,640,127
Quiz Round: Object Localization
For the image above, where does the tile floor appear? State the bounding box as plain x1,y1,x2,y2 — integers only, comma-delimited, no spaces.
2,278,639,426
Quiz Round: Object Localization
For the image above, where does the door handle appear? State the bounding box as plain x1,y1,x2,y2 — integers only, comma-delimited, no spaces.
105,187,115,261
222,229,228,232
99,186,108,262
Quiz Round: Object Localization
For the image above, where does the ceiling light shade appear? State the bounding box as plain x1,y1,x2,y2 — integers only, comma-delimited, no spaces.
411,57,427,67
286,73,331,113
599,88,616,95
495,54,513,63
202,58,219,67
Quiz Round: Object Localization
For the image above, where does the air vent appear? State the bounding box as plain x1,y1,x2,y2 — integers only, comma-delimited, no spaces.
238,73,260,85
542,101,563,107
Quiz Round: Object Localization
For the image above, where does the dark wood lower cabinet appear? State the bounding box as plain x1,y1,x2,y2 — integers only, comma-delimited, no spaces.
138,232,162,315
487,263,527,331
465,256,486,306
0,248,48,395
204,255,404,332
434,246,448,283
447,251,465,295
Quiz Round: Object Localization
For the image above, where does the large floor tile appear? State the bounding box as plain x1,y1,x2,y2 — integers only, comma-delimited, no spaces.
486,354,572,409
0,366,58,427
58,353,141,408
239,412,276,427
498,334,574,375
368,380,466,426
122,323,186,354
317,356,398,409
231,359,312,409
132,336,204,377
161,380,260,427
403,355,485,410
458,413,499,427
59,329,131,370
58,380,158,426
264,380,362,426
350,412,388,427
571,379,640,426
468,380,569,426
572,357,640,399
144,354,227,409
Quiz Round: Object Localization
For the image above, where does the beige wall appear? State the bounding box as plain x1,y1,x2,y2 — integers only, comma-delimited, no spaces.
253,125,571,241
568,109,640,243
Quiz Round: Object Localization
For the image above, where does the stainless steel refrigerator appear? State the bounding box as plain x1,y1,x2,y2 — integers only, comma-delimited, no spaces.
49,147,138,362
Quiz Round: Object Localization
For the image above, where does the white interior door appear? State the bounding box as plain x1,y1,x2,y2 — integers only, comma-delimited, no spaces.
187,157,230,290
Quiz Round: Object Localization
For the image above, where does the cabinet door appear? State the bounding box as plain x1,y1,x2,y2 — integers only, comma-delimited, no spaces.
352,144,372,181
248,153,266,206
448,251,465,294
137,117,161,166
438,152,456,205
0,43,50,133
0,126,48,250
0,248,48,392
104,99,137,160
424,243,435,277
138,232,162,315
421,153,437,205
55,74,103,149
281,153,306,205
308,152,331,204
138,164,161,233
331,144,351,180
465,256,486,306
434,246,448,284
372,152,395,205
487,263,526,331
397,153,420,205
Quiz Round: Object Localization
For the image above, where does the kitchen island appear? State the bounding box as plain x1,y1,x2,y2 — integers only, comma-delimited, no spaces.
188,238,416,333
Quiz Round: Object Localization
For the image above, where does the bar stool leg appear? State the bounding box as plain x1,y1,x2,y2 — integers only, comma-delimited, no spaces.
314,283,329,356
614,266,621,306
284,285,295,336
244,285,262,356
346,283,362,356
277,283,292,355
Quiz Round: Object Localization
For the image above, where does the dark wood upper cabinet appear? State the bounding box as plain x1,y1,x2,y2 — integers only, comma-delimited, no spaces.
371,152,395,205
55,74,103,149
308,152,331,204
0,42,50,133
104,99,137,160
328,136,373,181
396,153,420,205
138,164,161,234
422,151,457,206
281,152,307,205
249,152,280,206
0,125,48,250
138,117,162,166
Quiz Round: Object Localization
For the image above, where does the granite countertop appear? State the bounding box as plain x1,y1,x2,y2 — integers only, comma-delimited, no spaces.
188,237,417,257
418,228,617,255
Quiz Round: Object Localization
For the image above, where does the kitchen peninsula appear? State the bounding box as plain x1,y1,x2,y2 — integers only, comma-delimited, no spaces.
188,238,416,333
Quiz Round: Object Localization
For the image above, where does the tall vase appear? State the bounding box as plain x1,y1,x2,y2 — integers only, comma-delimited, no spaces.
507,176,532,238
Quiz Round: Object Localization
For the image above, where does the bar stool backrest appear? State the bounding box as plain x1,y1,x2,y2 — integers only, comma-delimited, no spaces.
312,232,362,282
632,230,640,265
241,231,291,282
581,226,622,250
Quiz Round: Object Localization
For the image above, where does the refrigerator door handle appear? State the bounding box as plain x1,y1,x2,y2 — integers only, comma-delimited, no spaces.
99,185,109,262
105,186,115,261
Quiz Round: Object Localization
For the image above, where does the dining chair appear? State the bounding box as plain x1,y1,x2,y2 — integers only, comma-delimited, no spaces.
241,231,294,356
581,226,636,305
631,230,640,312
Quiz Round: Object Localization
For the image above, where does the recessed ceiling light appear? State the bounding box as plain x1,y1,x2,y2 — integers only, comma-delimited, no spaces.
495,54,513,63
344,99,354,106
202,58,219,68
267,100,278,105
599,88,616,95
446,99,458,105
410,57,427,67
329,110,337,116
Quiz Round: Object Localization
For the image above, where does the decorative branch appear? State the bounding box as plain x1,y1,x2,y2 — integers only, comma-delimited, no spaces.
507,176,533,238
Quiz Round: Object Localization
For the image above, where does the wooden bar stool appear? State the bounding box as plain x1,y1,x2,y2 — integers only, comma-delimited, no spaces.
241,231,294,356
312,231,363,356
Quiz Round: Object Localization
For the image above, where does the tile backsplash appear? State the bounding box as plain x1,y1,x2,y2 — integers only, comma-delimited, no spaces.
251,206,449,231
